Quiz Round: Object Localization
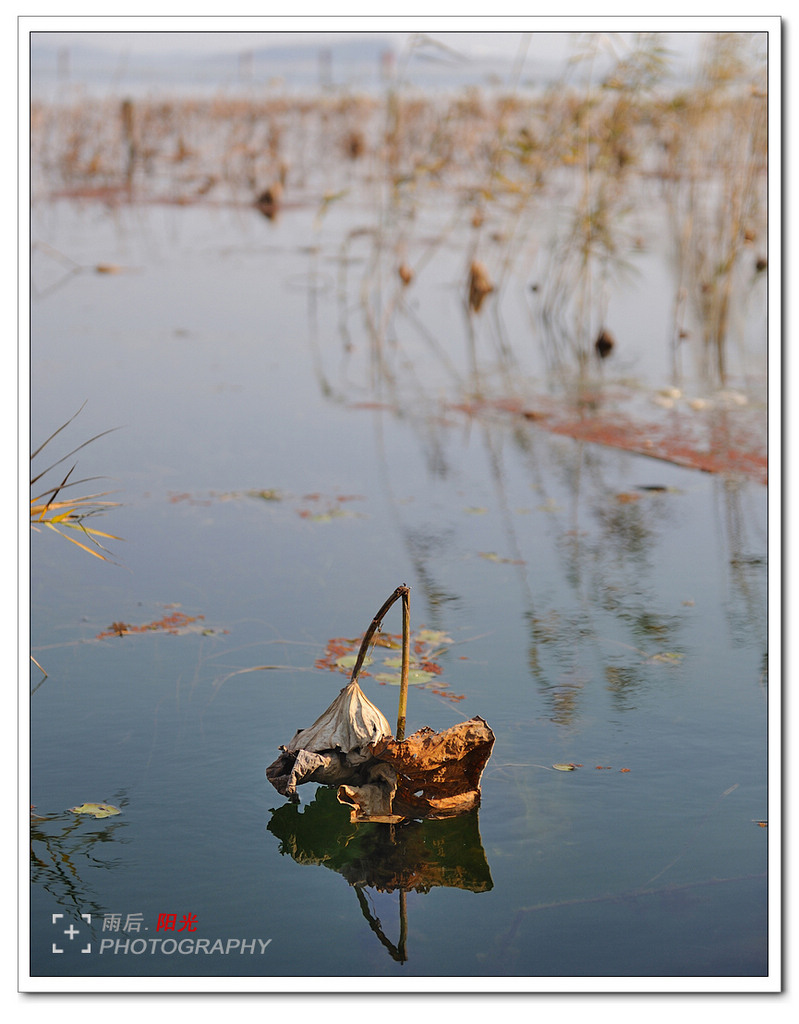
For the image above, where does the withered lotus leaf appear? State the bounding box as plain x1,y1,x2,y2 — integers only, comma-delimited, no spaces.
338,717,495,822
266,587,494,821
267,713,496,822
285,679,392,759
266,680,394,801
337,761,404,824
266,748,362,800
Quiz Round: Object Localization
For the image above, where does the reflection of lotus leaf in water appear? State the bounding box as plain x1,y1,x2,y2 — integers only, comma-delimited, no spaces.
268,788,492,963
267,786,492,894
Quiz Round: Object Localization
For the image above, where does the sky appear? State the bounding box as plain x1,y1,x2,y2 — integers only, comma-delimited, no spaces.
26,27,576,66
28,30,522,54
25,28,591,100
24,16,779,97
24,16,774,60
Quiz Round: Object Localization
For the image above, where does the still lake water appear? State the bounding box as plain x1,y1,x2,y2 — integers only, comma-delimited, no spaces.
29,192,768,984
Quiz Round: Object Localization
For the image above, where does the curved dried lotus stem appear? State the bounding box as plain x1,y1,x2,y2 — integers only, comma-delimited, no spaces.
348,585,409,685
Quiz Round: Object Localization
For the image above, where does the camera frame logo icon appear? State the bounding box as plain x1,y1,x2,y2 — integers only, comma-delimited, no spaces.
51,913,92,954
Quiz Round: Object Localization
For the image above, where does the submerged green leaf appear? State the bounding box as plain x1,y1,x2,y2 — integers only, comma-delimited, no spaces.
650,651,684,664
374,669,437,686
247,488,282,501
415,629,454,646
478,551,525,565
335,654,372,670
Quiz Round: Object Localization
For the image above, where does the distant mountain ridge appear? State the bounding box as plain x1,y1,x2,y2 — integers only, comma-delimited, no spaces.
29,33,568,100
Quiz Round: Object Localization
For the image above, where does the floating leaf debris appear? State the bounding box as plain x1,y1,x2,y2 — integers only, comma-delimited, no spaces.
96,609,224,639
314,626,464,702
68,803,121,818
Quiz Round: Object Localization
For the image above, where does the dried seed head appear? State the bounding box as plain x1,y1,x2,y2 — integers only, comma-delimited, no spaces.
595,329,615,359
468,261,493,313
255,182,283,219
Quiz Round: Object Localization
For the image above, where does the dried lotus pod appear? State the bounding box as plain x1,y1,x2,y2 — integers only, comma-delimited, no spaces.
398,262,414,286
255,182,283,220
468,260,493,312
345,130,365,159
595,328,615,359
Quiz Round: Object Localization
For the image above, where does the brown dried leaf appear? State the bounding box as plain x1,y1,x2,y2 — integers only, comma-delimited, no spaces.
365,716,495,820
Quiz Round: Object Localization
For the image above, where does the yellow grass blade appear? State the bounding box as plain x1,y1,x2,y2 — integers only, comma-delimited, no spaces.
44,523,111,559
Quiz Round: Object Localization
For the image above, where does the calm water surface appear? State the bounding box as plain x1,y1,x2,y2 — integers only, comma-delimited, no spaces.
29,197,768,982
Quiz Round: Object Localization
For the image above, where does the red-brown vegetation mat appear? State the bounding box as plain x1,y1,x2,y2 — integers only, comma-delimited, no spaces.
449,393,767,485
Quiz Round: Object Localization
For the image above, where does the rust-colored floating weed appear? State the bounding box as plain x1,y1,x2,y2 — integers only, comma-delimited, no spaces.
96,610,219,639
314,626,464,704
448,393,765,486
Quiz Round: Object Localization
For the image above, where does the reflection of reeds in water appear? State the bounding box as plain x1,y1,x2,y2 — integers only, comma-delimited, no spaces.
31,799,128,927
317,33,765,398
31,32,767,395
659,33,768,386
533,34,672,375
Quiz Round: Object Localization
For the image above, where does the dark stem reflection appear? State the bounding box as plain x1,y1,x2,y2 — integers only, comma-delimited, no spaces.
267,786,492,962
